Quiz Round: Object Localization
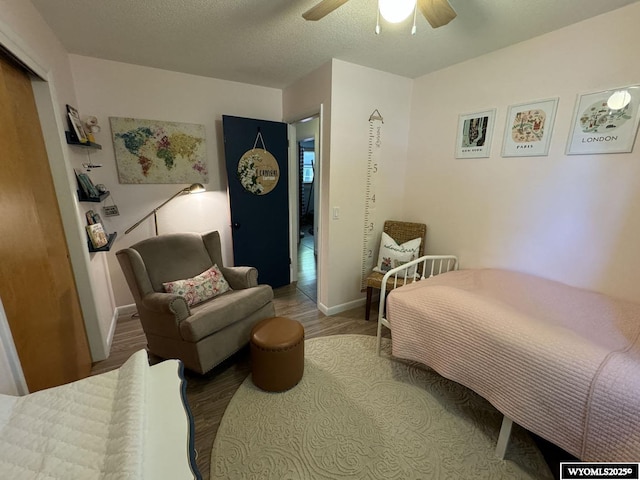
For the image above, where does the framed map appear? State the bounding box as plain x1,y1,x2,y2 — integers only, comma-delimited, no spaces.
110,117,208,184
502,98,558,157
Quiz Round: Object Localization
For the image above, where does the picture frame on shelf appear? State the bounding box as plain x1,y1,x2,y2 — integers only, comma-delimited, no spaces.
502,98,558,157
455,109,496,158
86,223,109,249
66,104,79,118
566,85,640,155
67,104,88,143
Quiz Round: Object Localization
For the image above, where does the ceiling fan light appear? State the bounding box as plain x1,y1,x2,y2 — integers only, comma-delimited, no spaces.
607,90,631,110
379,0,416,23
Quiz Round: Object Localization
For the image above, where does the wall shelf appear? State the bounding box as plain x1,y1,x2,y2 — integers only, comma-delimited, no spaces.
88,232,117,253
66,131,102,149
77,190,110,203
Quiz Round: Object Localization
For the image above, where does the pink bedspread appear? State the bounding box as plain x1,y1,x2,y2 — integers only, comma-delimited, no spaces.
387,268,640,461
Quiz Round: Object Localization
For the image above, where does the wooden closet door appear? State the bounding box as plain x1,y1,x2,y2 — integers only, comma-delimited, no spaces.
0,54,92,392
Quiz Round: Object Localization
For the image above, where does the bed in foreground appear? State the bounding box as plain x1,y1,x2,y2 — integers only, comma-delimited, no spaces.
0,350,201,479
377,262,640,462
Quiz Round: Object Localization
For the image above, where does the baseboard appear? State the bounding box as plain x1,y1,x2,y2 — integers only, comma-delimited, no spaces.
320,297,366,316
106,309,118,350
116,304,138,316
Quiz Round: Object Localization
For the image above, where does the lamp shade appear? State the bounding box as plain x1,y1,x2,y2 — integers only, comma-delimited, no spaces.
379,0,416,23
187,183,205,194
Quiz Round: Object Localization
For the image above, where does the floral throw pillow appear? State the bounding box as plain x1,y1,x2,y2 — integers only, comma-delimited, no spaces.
162,264,231,307
373,232,422,277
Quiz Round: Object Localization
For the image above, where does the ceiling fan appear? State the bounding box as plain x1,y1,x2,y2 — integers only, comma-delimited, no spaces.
302,0,457,29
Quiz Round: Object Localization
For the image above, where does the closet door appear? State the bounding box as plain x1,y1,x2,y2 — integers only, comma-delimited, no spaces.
0,53,92,392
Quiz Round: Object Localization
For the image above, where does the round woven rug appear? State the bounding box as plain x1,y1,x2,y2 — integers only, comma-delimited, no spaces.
211,335,553,479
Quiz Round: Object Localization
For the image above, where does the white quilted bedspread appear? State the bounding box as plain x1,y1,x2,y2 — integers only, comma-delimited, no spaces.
0,350,148,479
387,269,640,461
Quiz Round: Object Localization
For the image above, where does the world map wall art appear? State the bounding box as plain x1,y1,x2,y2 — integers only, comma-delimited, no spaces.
109,117,208,184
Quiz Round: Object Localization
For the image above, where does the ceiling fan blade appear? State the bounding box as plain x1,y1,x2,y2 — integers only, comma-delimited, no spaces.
302,0,350,21
418,0,457,28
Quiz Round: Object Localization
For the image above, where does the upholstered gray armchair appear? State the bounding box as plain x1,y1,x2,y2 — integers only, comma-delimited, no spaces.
116,230,275,374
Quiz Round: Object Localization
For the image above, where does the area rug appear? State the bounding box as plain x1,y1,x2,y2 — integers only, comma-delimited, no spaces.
211,335,553,479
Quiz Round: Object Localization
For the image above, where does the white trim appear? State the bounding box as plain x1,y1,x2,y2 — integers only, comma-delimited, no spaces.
0,297,28,395
315,104,324,306
0,17,48,80
105,309,119,353
319,298,366,316
116,304,138,317
288,106,324,308
287,123,299,283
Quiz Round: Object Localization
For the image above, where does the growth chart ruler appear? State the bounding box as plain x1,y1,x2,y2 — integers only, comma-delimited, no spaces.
360,109,384,290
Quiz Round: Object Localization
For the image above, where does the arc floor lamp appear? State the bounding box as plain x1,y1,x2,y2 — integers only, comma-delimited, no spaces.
124,183,205,235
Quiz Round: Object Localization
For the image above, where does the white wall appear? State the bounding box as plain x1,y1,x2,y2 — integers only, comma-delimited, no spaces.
284,61,333,308
404,2,640,302
69,55,283,307
0,0,112,360
327,60,412,311
285,59,412,313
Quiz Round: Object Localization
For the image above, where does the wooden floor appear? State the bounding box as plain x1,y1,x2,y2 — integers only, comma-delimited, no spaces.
91,284,383,479
92,272,569,479
296,225,317,302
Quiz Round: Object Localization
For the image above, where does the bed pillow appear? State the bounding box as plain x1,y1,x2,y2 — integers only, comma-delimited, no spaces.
373,232,421,277
162,264,231,307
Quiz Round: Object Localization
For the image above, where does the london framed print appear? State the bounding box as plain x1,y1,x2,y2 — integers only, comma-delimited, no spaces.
566,85,640,155
455,109,496,158
502,98,558,157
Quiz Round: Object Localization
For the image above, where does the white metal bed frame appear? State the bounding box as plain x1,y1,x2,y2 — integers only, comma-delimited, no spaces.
373,254,515,460
375,254,459,354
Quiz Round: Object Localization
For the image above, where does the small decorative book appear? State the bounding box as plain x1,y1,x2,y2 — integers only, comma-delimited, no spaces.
86,223,108,249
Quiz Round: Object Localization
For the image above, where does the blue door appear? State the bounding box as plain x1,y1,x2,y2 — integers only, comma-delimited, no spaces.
222,115,290,288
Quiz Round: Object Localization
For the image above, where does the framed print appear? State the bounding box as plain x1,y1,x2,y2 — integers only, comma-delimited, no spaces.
502,98,558,157
66,104,88,143
110,117,208,184
66,104,80,119
455,109,496,158
566,85,640,155
68,112,88,143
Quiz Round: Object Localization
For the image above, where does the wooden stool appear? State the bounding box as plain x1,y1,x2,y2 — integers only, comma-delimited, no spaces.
250,317,304,392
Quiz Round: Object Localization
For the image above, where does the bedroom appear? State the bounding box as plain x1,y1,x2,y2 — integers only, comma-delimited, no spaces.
1,0,639,477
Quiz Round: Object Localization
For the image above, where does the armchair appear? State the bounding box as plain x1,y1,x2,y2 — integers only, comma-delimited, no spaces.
116,230,275,374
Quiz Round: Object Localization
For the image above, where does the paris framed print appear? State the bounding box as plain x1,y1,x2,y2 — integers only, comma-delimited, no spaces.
455,109,496,159
566,85,640,155
502,98,558,157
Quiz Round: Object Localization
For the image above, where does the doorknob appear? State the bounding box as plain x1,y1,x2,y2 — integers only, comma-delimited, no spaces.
232,222,241,230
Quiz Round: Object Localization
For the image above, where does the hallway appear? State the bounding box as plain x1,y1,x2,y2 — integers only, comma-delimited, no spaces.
296,225,316,302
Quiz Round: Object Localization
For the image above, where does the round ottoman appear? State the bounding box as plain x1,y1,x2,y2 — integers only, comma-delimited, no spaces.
250,316,305,392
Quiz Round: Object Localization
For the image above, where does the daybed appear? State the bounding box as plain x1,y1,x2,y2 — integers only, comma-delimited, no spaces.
0,350,201,479
376,258,640,462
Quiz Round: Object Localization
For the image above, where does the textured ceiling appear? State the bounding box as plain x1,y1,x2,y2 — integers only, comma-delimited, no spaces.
31,0,639,89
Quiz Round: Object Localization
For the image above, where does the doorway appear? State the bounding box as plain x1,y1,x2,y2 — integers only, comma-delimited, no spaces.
292,116,320,302
0,52,92,392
